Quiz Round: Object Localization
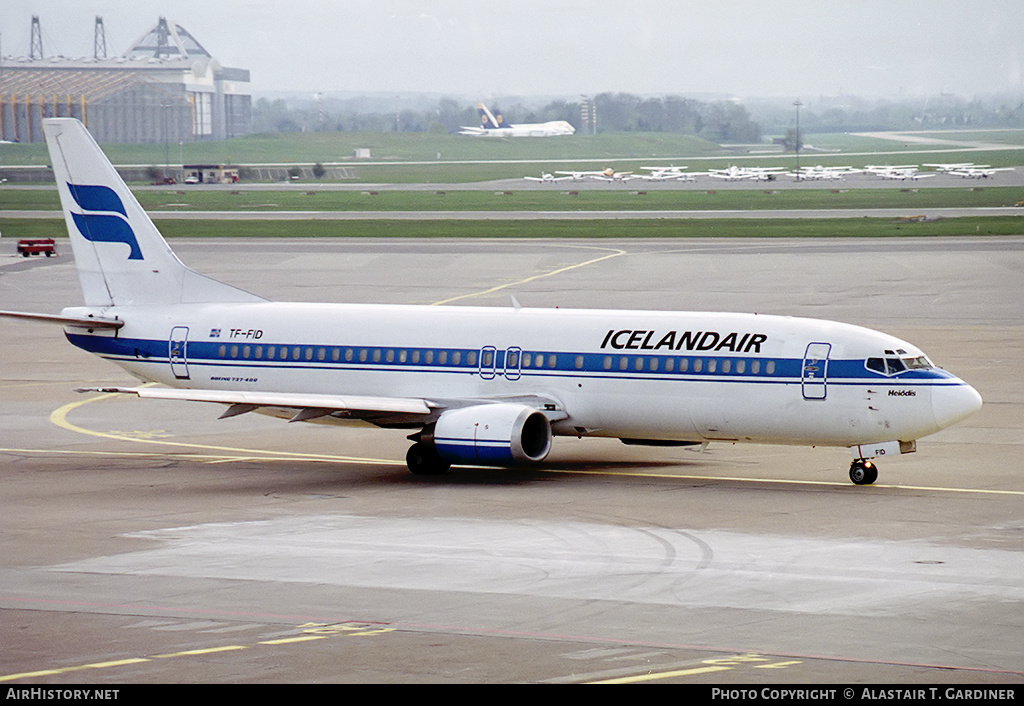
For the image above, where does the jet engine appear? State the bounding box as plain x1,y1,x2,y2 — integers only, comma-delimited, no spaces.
431,403,552,466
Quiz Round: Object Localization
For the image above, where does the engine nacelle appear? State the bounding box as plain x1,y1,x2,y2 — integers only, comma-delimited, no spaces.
432,403,552,466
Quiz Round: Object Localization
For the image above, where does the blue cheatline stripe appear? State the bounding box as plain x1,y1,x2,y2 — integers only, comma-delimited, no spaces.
65,333,963,387
66,182,127,216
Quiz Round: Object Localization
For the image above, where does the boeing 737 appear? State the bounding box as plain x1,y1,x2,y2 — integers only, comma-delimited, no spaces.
459,104,575,137
1,119,983,485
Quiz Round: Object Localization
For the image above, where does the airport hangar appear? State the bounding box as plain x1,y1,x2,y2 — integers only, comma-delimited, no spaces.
0,16,251,145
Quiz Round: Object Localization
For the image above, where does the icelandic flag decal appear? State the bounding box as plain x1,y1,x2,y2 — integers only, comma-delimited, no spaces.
66,182,142,260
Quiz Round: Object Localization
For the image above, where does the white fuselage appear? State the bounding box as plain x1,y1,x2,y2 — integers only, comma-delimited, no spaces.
462,121,576,137
63,302,979,449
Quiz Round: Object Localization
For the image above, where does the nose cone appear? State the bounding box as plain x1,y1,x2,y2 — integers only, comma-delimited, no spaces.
933,383,983,430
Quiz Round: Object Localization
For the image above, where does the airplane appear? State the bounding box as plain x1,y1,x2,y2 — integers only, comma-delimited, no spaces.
708,166,787,182
0,118,983,486
865,165,935,181
790,166,861,181
523,172,573,183
459,103,575,137
946,166,1014,179
554,168,635,182
637,166,696,182
882,170,935,181
923,163,977,173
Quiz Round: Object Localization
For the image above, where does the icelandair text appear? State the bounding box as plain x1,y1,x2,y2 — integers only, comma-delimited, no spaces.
600,329,767,353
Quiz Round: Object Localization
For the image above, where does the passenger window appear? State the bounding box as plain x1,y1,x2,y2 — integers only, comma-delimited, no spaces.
452,351,461,365
679,358,688,372
507,351,518,367
603,356,612,370
693,359,703,373
735,360,745,374
575,355,584,369
766,361,775,375
548,354,557,368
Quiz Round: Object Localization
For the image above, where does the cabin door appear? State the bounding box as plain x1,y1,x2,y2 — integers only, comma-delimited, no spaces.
504,347,522,381
169,326,190,380
801,342,831,400
478,346,497,379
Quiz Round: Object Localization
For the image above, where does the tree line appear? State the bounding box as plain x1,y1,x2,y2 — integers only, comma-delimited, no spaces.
251,91,1022,141
251,93,763,143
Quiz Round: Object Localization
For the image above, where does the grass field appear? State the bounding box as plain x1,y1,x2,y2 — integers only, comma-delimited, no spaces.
0,132,723,167
3,129,1024,178
3,129,1021,242
4,186,1024,212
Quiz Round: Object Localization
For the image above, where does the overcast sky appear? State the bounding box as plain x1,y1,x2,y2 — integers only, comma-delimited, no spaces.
3,1,1022,99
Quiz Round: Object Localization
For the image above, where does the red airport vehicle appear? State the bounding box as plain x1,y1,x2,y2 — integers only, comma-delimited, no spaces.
17,239,57,257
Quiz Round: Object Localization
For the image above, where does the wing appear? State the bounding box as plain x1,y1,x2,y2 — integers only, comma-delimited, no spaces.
79,387,569,429
82,386,436,427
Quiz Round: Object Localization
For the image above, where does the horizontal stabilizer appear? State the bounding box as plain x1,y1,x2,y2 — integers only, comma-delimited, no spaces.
0,310,124,329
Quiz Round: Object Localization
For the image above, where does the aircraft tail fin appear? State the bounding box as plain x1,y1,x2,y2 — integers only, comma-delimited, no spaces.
477,103,505,129
43,118,264,307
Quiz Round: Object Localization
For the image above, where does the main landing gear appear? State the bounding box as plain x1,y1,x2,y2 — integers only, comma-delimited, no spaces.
849,459,878,485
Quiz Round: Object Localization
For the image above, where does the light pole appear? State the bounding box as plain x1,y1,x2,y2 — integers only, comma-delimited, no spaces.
793,100,802,179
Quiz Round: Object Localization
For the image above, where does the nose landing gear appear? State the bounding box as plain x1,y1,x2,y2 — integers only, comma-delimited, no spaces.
849,459,878,485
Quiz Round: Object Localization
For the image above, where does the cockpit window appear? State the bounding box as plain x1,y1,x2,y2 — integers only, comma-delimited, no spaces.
866,354,933,376
866,357,887,374
886,358,906,374
903,355,932,370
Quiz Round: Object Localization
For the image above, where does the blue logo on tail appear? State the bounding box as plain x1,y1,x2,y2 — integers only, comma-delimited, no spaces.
67,182,142,260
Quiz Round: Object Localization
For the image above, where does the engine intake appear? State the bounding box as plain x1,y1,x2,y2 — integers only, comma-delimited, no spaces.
432,403,552,465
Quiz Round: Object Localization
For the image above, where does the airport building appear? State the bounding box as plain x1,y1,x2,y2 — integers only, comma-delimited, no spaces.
0,16,251,144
